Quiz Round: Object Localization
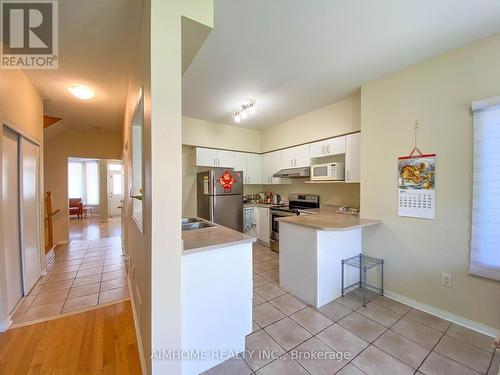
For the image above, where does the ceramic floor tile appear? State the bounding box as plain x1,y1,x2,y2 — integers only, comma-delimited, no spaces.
99,286,129,304
356,302,402,327
253,292,266,306
101,270,127,281
336,364,367,375
23,300,64,320
446,324,495,353
73,274,102,287
50,265,80,274
254,283,286,300
318,300,352,322
269,294,307,316
101,277,127,291
420,352,480,375
15,295,36,313
317,323,369,358
253,302,286,327
264,317,312,351
76,267,102,278
68,283,101,299
252,320,261,333
62,294,99,313
256,353,309,375
259,269,279,283
352,345,414,375
434,335,492,373
201,357,252,375
336,293,365,310
103,264,126,273
338,312,386,342
243,330,285,371
40,279,74,293
32,289,69,305
292,337,349,375
253,260,278,273
290,307,333,335
254,274,270,288
391,316,443,349
406,309,451,333
28,285,43,296
371,296,412,315
48,271,77,282
488,353,500,375
374,329,430,369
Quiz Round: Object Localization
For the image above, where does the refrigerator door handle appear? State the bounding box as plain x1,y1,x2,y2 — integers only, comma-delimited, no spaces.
209,197,214,221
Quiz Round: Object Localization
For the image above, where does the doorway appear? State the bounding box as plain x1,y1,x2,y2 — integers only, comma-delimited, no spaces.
107,160,123,218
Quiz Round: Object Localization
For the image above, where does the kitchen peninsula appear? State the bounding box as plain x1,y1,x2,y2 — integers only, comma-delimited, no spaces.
277,206,380,308
181,220,255,375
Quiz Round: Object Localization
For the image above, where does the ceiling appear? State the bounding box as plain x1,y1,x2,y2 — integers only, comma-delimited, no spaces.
25,0,142,133
182,0,500,129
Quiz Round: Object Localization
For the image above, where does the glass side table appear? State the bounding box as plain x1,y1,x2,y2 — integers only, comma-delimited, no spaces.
341,254,384,307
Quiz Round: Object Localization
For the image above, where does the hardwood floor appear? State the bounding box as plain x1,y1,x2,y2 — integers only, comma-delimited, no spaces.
0,301,141,374
69,216,122,242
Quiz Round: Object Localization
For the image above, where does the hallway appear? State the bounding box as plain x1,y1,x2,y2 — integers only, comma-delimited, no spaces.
11,218,128,326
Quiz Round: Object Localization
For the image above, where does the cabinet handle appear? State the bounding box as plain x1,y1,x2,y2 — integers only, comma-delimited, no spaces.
327,145,330,154
346,171,350,181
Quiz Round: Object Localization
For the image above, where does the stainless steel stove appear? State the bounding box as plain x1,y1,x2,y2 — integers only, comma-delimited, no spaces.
269,194,320,252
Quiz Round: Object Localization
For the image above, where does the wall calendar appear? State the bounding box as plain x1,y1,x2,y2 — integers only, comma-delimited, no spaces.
398,154,436,219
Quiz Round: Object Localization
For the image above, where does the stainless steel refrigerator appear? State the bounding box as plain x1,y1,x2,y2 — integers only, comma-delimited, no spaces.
197,169,244,232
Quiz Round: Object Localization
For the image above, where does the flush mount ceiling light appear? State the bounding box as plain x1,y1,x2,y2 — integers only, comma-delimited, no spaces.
69,85,95,100
234,100,256,123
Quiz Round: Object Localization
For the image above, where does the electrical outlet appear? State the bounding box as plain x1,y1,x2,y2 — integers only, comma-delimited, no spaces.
441,273,452,287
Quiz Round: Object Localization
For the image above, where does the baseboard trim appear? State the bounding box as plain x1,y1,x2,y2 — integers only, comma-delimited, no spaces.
127,277,147,375
383,290,499,338
0,317,12,332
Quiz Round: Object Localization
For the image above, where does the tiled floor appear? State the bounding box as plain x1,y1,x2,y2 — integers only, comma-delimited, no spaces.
11,235,129,325
205,242,499,375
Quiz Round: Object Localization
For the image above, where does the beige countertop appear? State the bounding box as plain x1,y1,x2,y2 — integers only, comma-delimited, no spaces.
182,220,256,255
276,206,381,231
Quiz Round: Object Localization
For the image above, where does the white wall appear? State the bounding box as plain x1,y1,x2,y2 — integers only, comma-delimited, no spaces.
260,93,360,152
361,33,500,331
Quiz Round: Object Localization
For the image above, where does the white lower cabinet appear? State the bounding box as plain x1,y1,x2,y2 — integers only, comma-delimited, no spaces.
256,207,270,244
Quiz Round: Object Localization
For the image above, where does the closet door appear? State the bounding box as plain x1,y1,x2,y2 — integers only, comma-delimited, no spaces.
19,137,41,294
2,128,23,313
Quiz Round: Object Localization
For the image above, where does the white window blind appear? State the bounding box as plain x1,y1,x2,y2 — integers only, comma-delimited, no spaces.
85,161,99,205
68,161,83,199
471,99,500,281
67,160,100,205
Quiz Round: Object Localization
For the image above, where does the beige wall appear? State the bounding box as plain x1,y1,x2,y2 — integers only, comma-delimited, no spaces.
361,34,500,330
122,1,213,373
260,93,360,152
183,116,261,152
0,69,43,326
44,129,122,244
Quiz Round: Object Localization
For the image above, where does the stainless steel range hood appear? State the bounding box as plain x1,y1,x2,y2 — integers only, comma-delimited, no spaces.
273,167,310,178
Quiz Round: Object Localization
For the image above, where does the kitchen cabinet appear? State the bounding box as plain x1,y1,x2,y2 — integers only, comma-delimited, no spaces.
309,136,346,158
261,151,285,184
281,144,310,168
345,133,361,183
195,147,234,168
256,207,270,244
233,152,261,184
246,154,262,184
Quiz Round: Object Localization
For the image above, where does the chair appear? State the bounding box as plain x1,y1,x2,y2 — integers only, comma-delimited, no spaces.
69,198,84,219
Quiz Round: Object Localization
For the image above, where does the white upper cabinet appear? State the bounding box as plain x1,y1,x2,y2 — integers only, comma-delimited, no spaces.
310,136,346,158
261,151,284,184
233,152,247,172
195,147,218,167
246,153,262,184
216,149,234,168
281,144,310,168
195,147,234,168
345,133,361,182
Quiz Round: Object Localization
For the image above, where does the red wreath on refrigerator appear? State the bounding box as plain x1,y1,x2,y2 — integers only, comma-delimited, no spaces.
218,170,238,192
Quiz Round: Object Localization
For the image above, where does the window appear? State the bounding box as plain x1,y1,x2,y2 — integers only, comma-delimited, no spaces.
68,159,100,206
68,161,83,199
470,97,500,281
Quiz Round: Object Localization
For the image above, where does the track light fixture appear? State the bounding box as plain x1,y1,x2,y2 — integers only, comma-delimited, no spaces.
234,100,256,123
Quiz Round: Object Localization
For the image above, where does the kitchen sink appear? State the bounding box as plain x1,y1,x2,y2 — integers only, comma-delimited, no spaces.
182,217,202,224
182,221,216,231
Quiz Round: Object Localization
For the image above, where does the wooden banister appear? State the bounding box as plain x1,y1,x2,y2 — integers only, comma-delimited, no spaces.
44,192,60,253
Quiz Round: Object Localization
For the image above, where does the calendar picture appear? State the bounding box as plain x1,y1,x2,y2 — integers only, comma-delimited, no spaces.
397,154,436,219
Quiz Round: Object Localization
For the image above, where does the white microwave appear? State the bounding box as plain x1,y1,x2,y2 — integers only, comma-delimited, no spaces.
310,162,344,181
